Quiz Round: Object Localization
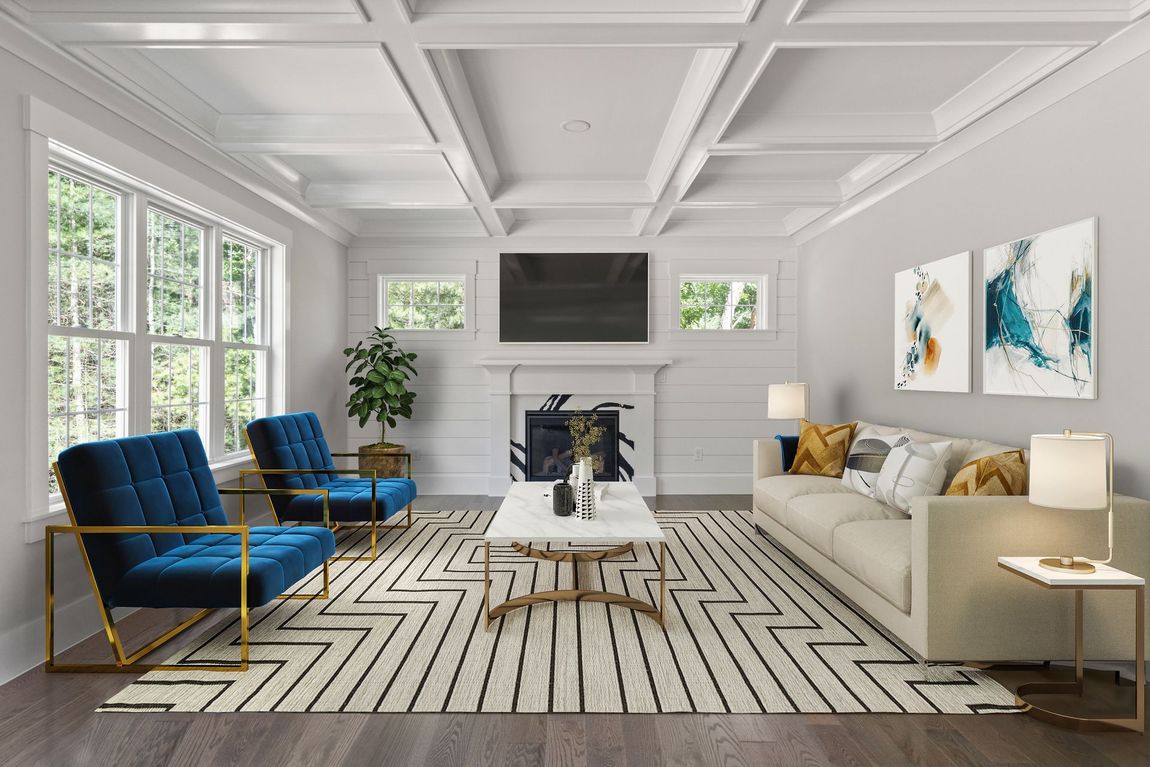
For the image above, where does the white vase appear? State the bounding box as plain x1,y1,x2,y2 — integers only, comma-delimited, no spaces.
575,456,596,520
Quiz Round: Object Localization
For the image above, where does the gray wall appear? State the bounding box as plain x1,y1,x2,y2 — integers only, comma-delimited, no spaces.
797,50,1150,500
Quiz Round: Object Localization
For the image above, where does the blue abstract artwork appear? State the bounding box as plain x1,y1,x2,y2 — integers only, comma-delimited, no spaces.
983,218,1096,399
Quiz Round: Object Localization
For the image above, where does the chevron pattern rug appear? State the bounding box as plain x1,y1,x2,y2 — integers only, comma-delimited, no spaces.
98,510,1018,714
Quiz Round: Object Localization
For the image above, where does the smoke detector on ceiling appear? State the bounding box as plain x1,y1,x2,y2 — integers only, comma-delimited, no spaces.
561,119,591,133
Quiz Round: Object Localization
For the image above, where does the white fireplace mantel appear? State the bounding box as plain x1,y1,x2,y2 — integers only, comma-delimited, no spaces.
477,358,673,496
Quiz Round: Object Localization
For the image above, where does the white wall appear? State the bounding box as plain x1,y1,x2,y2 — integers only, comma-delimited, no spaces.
797,49,1150,500
348,237,796,495
0,27,348,682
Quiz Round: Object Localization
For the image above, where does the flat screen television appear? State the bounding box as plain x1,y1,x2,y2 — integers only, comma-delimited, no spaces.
499,252,649,343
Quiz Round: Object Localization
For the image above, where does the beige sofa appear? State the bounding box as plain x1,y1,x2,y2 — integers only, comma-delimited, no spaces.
753,420,1150,663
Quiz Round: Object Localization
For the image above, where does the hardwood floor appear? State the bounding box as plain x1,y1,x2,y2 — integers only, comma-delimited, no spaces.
4,495,1146,767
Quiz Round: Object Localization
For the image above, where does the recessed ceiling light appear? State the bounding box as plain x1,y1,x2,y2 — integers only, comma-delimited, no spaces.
561,119,591,133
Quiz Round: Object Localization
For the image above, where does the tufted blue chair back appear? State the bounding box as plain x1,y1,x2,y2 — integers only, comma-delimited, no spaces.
55,430,228,604
244,412,337,514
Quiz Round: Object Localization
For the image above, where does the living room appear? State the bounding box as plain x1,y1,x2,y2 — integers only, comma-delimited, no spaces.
1,1,1149,765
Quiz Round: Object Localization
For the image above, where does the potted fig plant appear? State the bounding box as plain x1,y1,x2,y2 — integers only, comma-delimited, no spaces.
344,327,418,478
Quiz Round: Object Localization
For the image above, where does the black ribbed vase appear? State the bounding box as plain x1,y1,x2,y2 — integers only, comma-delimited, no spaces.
552,481,574,516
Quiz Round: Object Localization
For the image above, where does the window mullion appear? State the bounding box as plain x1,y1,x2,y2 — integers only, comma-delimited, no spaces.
208,227,226,459
131,193,150,439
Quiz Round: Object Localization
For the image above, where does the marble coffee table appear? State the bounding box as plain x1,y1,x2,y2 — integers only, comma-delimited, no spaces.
483,481,667,629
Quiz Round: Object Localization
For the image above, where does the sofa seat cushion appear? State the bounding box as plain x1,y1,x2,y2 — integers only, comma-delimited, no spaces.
784,494,906,559
112,526,336,609
832,520,912,612
753,474,856,525
280,477,417,523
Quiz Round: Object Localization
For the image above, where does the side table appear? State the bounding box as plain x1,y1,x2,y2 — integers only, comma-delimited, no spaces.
998,556,1145,733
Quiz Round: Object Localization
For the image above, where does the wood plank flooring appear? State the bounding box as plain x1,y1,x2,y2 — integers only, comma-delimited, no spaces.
3,494,1146,767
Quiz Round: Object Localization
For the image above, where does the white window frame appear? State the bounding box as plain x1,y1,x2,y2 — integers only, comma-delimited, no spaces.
666,259,779,340
28,142,284,534
370,259,477,340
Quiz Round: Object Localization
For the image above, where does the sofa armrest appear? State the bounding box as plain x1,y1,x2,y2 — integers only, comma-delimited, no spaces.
753,439,784,483
911,494,1150,662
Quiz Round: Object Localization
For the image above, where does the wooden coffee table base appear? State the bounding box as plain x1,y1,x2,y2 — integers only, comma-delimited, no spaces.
483,541,666,630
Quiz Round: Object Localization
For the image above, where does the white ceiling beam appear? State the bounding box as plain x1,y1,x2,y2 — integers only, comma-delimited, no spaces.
304,182,471,208
36,22,747,48
644,47,735,200
494,181,656,207
640,0,812,236
682,180,844,206
778,21,1121,47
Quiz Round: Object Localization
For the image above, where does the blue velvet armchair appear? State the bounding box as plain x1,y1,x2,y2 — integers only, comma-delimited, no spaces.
48,430,336,673
243,412,417,561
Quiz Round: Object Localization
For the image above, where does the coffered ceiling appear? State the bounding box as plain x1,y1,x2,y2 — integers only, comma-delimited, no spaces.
4,0,1148,239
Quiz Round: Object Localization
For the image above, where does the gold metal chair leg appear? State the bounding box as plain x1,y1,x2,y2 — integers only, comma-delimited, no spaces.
275,560,331,600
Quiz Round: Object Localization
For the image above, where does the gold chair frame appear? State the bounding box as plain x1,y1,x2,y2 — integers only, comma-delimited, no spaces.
243,429,414,562
45,464,332,674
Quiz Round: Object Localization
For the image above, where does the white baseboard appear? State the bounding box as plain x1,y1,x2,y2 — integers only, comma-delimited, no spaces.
0,595,135,685
656,473,752,496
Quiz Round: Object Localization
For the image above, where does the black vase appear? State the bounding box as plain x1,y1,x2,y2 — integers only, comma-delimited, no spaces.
552,481,574,516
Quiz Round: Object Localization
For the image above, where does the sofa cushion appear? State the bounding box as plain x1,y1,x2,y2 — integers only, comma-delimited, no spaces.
833,520,912,612
279,477,417,523
111,526,336,609
854,421,1019,487
790,420,857,478
785,493,906,558
841,428,910,497
874,441,953,513
753,474,856,525
946,450,1028,497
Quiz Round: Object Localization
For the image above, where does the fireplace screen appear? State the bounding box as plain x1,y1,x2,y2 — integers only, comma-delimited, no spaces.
524,410,619,482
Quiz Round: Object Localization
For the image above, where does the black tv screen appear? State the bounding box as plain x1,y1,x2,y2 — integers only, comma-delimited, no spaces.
499,253,649,343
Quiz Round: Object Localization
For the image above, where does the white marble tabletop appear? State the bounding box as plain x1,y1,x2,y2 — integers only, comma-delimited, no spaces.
998,556,1145,587
485,481,665,545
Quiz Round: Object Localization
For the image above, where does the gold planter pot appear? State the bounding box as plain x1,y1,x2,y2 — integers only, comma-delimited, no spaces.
357,443,407,479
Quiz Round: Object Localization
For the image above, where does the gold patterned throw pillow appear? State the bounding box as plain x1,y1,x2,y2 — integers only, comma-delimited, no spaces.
945,450,1028,496
789,420,858,478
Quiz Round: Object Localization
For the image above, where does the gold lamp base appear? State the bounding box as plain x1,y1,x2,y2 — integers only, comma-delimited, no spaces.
1039,557,1096,574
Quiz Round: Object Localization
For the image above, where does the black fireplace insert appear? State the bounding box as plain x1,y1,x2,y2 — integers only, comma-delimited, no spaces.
524,410,620,482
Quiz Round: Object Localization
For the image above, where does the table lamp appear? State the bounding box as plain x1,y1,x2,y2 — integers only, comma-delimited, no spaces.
1029,430,1113,574
767,382,808,422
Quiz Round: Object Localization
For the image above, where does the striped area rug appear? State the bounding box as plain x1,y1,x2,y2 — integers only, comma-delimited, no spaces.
98,510,1018,714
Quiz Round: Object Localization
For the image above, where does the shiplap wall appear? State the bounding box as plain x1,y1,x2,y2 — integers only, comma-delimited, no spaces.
347,237,797,495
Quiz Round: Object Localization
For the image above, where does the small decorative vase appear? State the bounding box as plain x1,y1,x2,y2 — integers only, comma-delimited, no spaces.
552,479,574,517
574,456,596,521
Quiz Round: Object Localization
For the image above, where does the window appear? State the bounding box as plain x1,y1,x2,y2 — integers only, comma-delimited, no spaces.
42,161,274,501
382,277,465,330
47,169,128,493
679,277,763,330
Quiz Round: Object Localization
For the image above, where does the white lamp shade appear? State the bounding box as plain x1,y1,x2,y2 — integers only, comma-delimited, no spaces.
1029,433,1108,510
767,383,808,420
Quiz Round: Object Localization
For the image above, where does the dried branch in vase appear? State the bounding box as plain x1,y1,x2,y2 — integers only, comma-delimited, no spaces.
566,409,606,463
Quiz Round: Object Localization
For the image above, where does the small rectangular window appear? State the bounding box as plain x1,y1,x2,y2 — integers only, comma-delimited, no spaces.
382,277,466,330
679,277,763,330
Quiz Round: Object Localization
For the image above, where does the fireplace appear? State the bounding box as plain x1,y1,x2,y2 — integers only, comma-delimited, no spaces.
524,410,620,482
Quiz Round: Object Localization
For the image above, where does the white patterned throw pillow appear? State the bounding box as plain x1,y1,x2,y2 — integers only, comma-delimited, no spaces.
841,430,911,497
874,441,953,513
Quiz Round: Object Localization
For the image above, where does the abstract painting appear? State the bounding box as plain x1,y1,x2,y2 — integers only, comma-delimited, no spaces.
984,218,1096,399
894,252,971,392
